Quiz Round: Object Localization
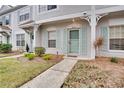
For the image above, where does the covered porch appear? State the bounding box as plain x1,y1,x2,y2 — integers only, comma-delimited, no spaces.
19,21,34,52
0,25,11,44
33,17,94,60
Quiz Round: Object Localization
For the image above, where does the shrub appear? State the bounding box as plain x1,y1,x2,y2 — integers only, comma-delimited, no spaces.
24,53,35,60
27,54,35,60
35,47,45,57
24,53,30,57
42,54,53,60
111,57,118,63
0,44,12,53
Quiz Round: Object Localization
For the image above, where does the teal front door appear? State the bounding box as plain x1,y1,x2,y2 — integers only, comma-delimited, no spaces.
68,29,79,55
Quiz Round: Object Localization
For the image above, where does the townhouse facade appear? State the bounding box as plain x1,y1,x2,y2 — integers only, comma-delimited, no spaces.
0,5,124,59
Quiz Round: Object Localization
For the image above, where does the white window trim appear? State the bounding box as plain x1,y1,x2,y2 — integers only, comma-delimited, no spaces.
48,30,57,48
108,26,124,53
38,5,59,15
16,34,25,47
19,13,30,24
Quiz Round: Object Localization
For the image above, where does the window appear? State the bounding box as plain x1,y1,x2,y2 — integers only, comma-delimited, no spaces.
0,18,2,26
0,22,2,26
19,13,29,22
39,5,47,13
16,34,25,46
39,5,57,13
0,36,2,44
47,5,57,10
48,31,56,48
6,19,9,25
5,15,10,25
109,26,124,50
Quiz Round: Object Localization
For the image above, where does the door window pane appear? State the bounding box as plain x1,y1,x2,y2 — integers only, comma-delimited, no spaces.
70,30,79,39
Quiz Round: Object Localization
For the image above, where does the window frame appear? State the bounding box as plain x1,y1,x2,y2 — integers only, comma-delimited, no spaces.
19,13,30,22
108,25,124,52
47,5,57,10
48,31,56,48
38,5,59,14
16,34,25,47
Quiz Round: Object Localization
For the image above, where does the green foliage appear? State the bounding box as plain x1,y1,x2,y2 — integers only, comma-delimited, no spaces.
24,53,30,57
42,54,53,60
35,47,45,57
24,53,35,60
111,57,118,63
0,44,12,53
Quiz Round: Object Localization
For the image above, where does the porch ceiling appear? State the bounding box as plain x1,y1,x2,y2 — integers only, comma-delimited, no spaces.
18,20,34,29
0,25,11,36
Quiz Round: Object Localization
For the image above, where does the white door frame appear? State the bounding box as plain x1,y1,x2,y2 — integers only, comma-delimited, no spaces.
67,28,80,56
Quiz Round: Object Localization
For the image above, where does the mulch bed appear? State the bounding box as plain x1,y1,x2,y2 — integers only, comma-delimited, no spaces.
63,56,124,88
17,55,64,63
95,56,124,66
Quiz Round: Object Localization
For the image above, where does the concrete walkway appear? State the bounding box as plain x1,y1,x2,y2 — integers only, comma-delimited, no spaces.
21,58,77,88
0,54,24,60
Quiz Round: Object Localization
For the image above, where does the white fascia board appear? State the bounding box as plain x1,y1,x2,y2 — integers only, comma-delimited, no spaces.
35,11,91,24
96,5,124,14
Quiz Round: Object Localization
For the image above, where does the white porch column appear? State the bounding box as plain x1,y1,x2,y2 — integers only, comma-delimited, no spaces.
90,5,96,59
33,24,39,52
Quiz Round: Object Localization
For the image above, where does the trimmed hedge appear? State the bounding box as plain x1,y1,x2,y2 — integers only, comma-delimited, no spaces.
0,44,12,53
35,47,45,57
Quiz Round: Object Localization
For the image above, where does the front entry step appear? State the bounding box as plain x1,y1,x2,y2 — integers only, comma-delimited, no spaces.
67,55,77,57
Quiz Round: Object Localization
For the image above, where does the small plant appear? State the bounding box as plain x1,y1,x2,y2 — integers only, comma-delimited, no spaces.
111,57,118,63
42,54,53,60
0,44,12,53
26,44,29,52
24,53,30,57
27,54,35,60
24,53,35,60
94,37,104,57
35,47,45,57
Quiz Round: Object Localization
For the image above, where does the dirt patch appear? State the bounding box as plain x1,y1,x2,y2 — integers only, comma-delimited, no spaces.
83,57,124,87
63,57,124,88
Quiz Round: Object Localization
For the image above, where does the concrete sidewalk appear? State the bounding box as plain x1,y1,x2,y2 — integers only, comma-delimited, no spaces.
0,54,23,60
21,59,77,88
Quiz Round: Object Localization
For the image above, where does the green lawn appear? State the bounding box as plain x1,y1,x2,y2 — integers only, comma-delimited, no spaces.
0,58,56,88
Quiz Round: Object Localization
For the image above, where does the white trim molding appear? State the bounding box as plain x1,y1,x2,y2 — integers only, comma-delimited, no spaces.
35,11,91,24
